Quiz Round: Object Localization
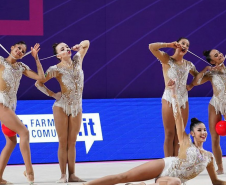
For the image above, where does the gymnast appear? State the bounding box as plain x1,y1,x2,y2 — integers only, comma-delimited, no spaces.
192,49,226,175
0,42,45,184
149,38,198,157
35,40,90,183
77,79,226,185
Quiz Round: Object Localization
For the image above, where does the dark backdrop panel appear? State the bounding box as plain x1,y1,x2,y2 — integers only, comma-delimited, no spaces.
0,0,225,100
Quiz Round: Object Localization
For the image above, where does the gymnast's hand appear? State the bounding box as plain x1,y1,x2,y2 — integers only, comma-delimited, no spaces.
167,41,182,49
204,65,220,72
204,66,212,71
52,92,62,101
71,44,81,51
31,43,41,60
186,83,194,91
168,79,176,95
211,65,221,71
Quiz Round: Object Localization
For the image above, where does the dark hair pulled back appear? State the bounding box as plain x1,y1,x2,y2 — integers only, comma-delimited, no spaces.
177,37,189,43
203,50,212,63
14,41,27,48
52,42,63,61
190,118,203,131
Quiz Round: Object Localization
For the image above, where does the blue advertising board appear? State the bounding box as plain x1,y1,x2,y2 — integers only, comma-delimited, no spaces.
1,97,226,164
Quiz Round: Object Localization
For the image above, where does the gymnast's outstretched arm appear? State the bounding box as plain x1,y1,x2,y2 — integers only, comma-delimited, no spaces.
23,43,45,81
206,156,226,185
168,79,187,143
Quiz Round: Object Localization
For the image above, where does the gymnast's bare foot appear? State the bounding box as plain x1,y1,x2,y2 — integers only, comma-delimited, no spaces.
23,171,34,184
216,169,224,175
68,174,86,182
56,174,67,183
0,178,12,184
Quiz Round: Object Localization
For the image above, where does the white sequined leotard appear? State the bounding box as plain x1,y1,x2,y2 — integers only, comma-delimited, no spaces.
158,139,212,184
162,57,197,109
157,91,213,184
36,52,84,117
0,56,30,111
156,75,213,184
198,70,226,114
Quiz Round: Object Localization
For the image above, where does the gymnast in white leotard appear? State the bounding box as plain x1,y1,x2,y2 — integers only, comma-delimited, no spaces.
35,40,90,183
149,38,198,157
78,79,225,185
193,49,226,175
0,42,45,184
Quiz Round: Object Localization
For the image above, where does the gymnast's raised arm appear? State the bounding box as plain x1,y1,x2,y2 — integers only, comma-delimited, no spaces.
71,40,90,67
23,43,45,81
149,41,182,64
168,79,186,143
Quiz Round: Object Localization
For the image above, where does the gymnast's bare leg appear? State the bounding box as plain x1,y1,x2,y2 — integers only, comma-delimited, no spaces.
0,104,34,182
162,100,188,156
0,134,17,184
67,112,83,182
209,104,224,174
81,159,181,185
53,106,69,183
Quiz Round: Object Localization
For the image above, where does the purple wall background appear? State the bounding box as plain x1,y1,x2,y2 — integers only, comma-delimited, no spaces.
0,0,226,100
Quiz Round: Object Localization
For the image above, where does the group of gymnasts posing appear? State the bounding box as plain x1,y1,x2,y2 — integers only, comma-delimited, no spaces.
0,40,89,184
0,38,226,185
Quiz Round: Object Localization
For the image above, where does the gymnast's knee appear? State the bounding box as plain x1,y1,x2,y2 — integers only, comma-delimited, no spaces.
6,136,17,148
211,135,220,145
164,131,175,140
117,172,129,182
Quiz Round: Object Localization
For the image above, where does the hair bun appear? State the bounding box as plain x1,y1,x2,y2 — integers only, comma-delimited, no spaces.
203,50,210,57
52,43,59,49
190,118,203,131
191,118,200,124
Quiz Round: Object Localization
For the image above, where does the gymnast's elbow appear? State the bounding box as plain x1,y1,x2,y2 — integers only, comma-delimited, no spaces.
35,81,40,87
149,43,154,51
35,80,44,87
